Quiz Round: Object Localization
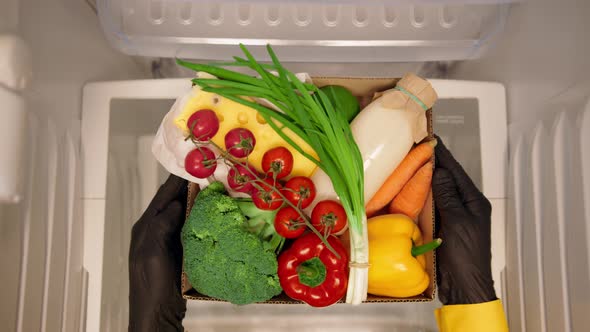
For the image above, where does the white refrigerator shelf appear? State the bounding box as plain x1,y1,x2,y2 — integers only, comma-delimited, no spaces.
98,0,513,62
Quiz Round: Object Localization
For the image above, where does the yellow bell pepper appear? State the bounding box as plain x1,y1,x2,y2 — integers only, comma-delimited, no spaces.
368,214,441,298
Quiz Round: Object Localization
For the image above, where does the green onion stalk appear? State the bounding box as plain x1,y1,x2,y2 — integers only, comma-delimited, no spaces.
177,44,368,305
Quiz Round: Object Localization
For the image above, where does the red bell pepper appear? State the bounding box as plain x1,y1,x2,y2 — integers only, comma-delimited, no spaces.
277,233,349,307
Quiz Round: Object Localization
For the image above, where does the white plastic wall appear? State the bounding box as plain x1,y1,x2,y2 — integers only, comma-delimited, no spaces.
452,0,590,127
451,0,590,330
100,99,173,332
0,0,147,331
0,0,19,33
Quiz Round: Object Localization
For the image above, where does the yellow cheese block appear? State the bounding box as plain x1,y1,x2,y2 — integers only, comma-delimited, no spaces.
174,87,318,178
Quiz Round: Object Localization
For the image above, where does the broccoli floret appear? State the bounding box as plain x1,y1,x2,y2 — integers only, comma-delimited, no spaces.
181,182,282,305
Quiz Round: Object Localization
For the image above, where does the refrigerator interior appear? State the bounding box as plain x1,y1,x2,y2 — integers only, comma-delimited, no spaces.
452,1,590,330
0,0,149,331
1,0,589,331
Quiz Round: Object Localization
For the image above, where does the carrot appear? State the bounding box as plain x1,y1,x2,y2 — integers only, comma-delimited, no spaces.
389,161,433,220
365,139,436,217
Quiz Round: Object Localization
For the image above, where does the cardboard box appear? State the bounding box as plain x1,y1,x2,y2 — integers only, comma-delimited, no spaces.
181,77,436,304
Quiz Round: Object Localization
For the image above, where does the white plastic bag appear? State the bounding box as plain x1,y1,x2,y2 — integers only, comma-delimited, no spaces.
151,81,231,190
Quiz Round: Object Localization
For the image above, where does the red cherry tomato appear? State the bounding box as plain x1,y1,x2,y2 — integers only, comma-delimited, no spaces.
184,147,217,178
283,176,316,209
274,206,306,239
187,109,219,141
251,178,284,211
262,147,294,179
227,163,257,193
311,200,347,235
225,128,256,158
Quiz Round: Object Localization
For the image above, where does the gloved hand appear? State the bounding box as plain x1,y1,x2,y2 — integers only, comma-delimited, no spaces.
129,174,188,332
433,137,497,305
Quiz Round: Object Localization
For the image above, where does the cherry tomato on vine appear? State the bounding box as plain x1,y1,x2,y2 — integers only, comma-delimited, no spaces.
225,128,256,158
262,147,294,179
184,147,217,178
274,206,306,239
227,163,257,193
251,178,284,211
311,200,347,235
187,109,219,141
283,176,316,209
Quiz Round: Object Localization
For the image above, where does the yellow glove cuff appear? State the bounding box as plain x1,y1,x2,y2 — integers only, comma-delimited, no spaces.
435,299,509,332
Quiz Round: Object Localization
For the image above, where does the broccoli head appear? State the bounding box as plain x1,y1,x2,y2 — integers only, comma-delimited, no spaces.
181,181,282,305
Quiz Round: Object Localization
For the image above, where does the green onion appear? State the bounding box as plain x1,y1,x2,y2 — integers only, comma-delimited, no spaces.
176,44,368,305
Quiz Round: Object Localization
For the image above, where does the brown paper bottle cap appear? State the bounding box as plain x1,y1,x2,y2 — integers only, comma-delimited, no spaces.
396,73,438,110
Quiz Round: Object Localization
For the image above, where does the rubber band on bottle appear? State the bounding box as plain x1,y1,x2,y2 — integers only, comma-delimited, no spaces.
394,86,429,111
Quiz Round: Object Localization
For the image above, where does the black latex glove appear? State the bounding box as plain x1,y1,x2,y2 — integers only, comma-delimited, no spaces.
129,174,188,332
433,137,497,305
